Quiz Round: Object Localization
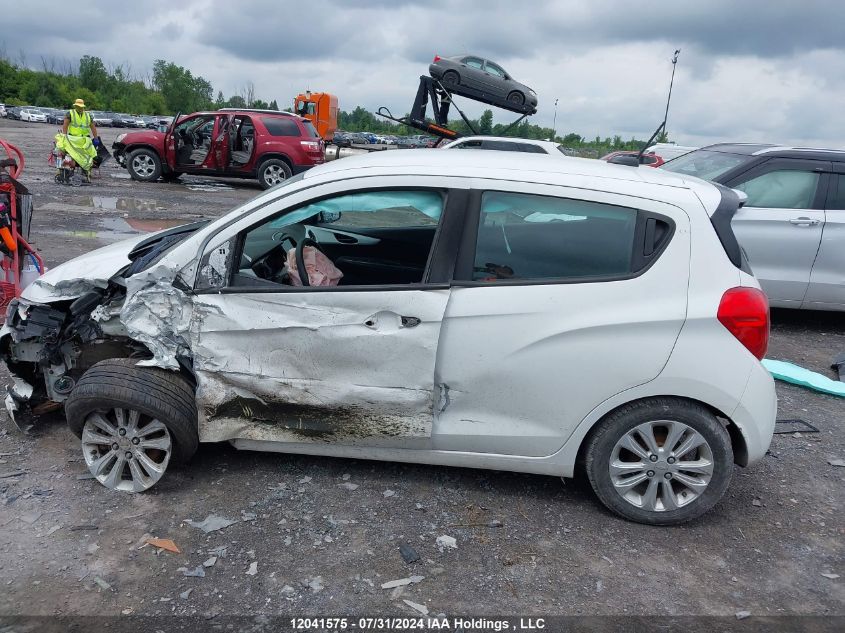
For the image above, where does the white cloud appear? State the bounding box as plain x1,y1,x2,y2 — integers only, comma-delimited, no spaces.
3,0,844,147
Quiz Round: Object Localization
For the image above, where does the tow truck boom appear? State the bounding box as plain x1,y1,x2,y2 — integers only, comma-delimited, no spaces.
376,75,536,141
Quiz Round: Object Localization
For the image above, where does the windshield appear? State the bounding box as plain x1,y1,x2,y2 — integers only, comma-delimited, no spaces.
661,149,754,181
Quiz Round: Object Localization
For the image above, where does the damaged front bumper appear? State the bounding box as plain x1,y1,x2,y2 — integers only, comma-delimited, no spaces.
112,142,127,167
4,369,34,432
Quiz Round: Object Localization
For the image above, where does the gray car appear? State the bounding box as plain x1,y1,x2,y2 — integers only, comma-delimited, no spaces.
429,54,538,113
662,143,845,311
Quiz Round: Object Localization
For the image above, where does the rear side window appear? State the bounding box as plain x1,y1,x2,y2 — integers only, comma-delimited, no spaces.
471,192,637,281
261,117,301,137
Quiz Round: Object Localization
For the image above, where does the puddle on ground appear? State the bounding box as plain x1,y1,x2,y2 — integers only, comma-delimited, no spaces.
36,217,190,241
183,179,234,192
109,172,131,179
68,196,165,213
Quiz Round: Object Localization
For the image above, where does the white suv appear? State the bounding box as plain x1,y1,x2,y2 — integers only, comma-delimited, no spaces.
1,150,776,525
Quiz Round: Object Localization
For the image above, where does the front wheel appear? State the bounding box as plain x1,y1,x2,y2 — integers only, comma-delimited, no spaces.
127,148,162,182
257,158,292,189
65,358,198,493
584,398,733,525
507,91,525,106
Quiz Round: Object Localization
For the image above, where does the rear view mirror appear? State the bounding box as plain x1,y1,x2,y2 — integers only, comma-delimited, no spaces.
318,211,341,224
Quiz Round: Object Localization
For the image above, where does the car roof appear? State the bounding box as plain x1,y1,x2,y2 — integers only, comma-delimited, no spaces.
700,142,845,159
303,148,719,208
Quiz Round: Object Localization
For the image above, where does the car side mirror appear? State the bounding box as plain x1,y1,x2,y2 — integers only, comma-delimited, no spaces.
608,155,640,167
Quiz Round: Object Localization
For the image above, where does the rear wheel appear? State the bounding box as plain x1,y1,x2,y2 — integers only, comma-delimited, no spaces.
127,148,162,182
65,358,198,493
584,398,733,525
442,70,460,87
257,158,292,189
507,91,525,106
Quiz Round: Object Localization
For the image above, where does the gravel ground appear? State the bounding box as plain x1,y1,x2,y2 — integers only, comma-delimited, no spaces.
0,118,842,621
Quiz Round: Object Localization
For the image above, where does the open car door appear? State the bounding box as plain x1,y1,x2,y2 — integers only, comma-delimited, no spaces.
163,111,181,167
212,114,231,171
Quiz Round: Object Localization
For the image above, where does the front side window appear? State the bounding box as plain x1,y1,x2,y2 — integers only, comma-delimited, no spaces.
734,169,820,209
471,191,637,281
233,190,445,288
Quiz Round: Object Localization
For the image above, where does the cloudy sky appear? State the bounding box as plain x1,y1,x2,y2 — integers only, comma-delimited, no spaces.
3,0,844,147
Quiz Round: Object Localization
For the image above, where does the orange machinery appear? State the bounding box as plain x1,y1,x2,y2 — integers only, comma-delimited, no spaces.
294,91,338,140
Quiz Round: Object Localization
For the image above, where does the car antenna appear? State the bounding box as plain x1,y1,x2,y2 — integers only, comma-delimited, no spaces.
607,119,666,167
637,120,666,164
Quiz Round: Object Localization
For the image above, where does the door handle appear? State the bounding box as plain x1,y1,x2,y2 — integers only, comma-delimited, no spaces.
401,316,421,328
789,217,820,226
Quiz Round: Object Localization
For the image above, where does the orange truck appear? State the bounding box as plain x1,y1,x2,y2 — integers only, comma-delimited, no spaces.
294,91,338,141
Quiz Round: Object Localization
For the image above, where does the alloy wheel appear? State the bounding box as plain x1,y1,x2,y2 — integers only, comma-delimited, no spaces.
81,408,172,492
608,420,714,512
131,154,156,178
264,164,287,186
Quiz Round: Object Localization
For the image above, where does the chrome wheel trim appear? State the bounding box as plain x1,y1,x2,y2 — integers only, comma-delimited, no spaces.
131,154,155,177
81,408,172,492
263,164,287,186
609,420,714,512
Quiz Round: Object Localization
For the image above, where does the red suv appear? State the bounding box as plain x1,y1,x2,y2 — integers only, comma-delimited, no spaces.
112,109,325,189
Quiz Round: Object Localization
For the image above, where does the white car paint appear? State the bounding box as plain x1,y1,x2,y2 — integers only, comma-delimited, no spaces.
442,136,565,155
4,150,776,509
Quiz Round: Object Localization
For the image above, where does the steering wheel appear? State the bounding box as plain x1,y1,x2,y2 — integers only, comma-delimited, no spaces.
295,237,323,286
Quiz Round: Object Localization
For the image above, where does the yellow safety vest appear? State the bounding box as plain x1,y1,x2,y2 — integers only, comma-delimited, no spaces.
68,109,91,137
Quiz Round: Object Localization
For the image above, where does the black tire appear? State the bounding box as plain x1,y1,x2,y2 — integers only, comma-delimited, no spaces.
257,158,292,189
65,358,198,465
126,148,162,182
442,70,460,87
507,91,525,106
584,397,733,526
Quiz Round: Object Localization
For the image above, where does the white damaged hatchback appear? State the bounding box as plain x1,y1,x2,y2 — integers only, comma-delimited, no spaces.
1,150,776,525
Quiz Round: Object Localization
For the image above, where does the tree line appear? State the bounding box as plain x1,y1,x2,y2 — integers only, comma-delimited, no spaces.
1,53,662,154
0,54,278,114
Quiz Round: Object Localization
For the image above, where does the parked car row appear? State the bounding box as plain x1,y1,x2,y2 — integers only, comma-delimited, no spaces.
331,130,436,148
1,105,169,130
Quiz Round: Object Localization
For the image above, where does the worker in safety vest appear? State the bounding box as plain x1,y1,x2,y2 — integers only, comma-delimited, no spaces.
63,98,99,141
58,98,100,178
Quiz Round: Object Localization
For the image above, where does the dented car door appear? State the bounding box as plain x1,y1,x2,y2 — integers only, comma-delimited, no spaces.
187,178,465,449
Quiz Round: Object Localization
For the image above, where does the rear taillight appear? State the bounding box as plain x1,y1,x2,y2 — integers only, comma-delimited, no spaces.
300,140,321,152
433,55,441,63
717,287,769,360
